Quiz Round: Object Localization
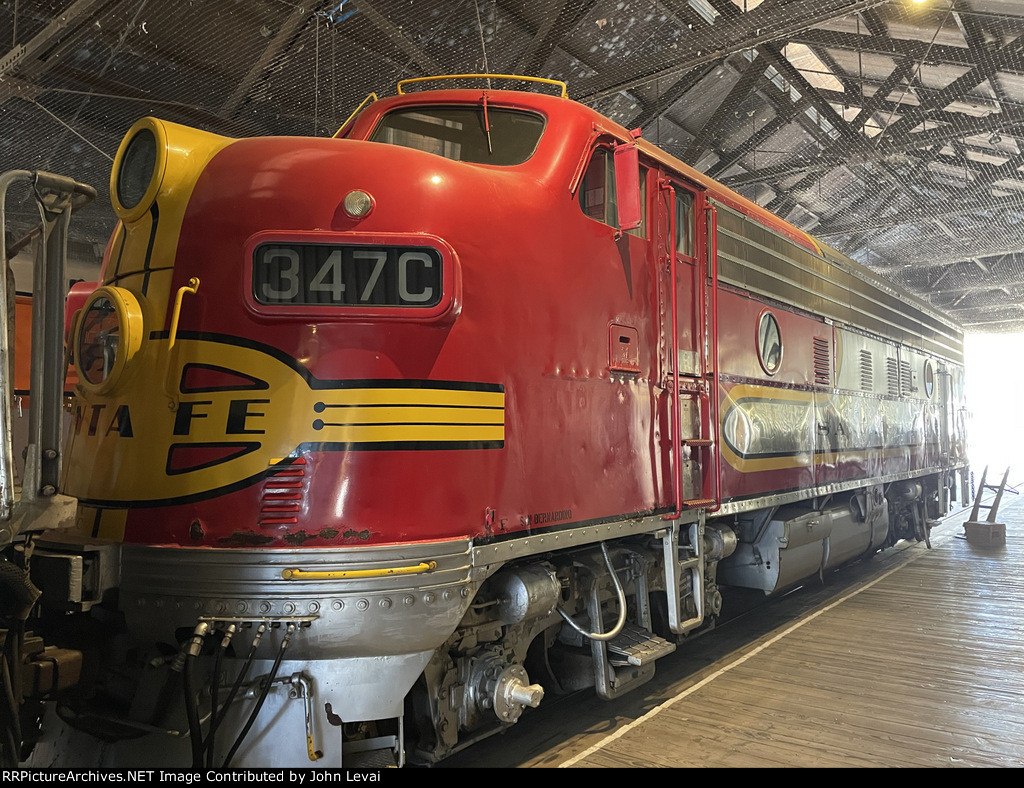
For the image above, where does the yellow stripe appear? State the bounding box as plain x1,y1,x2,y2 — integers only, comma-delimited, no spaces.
282,561,437,580
315,424,504,442
98,509,128,541
74,506,128,541
321,388,504,408
318,405,504,425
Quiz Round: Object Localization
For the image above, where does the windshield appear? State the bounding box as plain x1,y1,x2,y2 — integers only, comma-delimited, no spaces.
369,105,544,165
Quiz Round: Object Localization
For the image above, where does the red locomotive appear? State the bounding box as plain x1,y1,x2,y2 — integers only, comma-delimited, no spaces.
18,75,966,767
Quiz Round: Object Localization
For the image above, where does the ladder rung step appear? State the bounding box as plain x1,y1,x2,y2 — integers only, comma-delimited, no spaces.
607,623,676,667
681,498,717,508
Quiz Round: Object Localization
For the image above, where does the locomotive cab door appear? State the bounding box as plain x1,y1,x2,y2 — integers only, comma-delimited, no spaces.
653,175,717,512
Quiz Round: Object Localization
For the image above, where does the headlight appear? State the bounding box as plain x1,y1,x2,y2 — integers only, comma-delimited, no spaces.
116,128,157,210
74,287,144,393
110,118,167,222
343,189,374,218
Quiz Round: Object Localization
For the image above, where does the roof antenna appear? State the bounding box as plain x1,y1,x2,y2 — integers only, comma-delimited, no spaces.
474,0,493,154
473,0,492,89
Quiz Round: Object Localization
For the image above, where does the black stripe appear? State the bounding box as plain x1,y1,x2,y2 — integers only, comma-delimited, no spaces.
141,202,160,295
146,330,505,393
314,402,504,410
298,440,504,452
111,225,127,280
313,421,502,427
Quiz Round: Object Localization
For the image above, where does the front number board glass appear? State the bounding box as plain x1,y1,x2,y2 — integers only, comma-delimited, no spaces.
253,243,443,308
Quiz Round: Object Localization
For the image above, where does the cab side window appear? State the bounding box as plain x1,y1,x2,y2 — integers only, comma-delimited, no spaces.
675,187,695,258
580,148,616,226
578,148,647,237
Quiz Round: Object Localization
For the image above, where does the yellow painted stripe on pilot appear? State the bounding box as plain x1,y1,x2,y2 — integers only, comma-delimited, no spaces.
97,508,128,541
76,506,128,542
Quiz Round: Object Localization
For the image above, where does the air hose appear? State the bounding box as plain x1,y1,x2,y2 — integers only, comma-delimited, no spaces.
556,542,628,642
222,623,295,767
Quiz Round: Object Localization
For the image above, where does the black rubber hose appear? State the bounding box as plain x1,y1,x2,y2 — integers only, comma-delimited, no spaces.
222,626,293,768
204,624,264,758
0,556,40,621
0,652,19,767
206,644,221,768
183,653,204,769
0,626,23,762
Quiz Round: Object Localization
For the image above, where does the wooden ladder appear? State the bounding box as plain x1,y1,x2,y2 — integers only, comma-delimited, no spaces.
968,466,1014,524
962,466,1016,546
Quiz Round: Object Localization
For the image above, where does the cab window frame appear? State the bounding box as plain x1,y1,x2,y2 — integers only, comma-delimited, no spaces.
674,186,697,261
577,145,648,238
367,104,547,166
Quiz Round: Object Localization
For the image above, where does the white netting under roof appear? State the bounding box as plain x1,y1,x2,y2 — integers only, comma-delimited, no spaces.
1,0,1022,329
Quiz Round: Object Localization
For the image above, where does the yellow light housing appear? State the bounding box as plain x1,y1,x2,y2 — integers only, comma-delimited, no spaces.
111,118,168,222
74,286,144,394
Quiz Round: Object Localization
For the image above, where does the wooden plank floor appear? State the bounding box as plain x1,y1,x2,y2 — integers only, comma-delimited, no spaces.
441,493,1024,768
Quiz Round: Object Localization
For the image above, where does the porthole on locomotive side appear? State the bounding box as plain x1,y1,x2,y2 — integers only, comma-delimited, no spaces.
757,309,783,375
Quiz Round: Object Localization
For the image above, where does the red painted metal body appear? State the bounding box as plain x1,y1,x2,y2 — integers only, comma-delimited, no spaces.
108,91,669,548
43,81,968,769
71,87,961,551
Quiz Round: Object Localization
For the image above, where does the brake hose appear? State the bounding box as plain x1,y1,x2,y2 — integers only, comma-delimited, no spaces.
181,622,210,769
205,623,264,761
556,542,627,642
223,624,295,767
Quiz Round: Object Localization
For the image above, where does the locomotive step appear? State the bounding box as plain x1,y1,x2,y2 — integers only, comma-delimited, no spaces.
681,498,718,509
606,623,676,667
682,438,714,447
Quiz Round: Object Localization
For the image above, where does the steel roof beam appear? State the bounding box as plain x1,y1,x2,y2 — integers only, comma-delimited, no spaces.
786,28,979,69
510,0,600,77
219,4,319,119
0,0,120,104
681,54,764,164
574,0,893,102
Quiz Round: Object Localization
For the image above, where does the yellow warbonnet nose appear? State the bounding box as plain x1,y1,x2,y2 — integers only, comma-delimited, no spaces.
110,116,234,224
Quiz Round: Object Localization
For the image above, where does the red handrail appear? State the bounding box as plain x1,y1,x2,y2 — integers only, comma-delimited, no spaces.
706,204,722,512
661,179,682,521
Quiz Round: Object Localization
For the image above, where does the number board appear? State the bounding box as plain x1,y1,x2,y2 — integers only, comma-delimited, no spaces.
253,243,443,308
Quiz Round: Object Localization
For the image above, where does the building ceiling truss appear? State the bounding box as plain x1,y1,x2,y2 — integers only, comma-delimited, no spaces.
2,0,1024,330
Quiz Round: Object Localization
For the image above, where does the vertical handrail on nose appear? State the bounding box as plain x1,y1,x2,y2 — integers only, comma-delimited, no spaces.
0,170,94,544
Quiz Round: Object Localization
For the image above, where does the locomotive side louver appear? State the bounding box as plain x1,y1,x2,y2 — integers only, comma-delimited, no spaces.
886,357,900,396
812,337,830,386
859,349,873,392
